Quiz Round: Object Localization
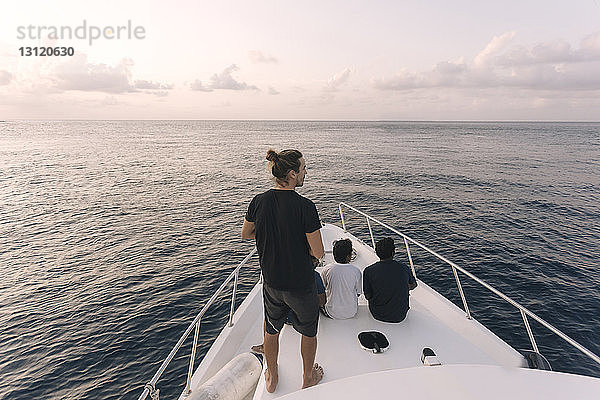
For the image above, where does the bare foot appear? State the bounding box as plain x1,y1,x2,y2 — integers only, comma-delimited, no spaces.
265,367,278,393
302,363,324,389
251,344,264,354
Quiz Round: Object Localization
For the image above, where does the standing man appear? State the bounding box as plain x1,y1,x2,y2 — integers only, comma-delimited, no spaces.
363,237,417,323
241,149,325,393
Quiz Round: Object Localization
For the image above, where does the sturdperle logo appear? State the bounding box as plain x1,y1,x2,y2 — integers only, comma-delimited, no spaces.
16,20,146,46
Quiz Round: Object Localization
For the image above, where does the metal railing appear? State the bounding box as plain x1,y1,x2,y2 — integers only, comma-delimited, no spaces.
138,248,258,400
138,202,599,399
338,202,600,367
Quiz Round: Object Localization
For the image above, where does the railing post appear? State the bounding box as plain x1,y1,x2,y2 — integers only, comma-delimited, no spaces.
184,321,201,396
520,309,540,353
451,266,471,319
366,217,375,249
403,237,417,279
229,269,239,327
339,203,346,231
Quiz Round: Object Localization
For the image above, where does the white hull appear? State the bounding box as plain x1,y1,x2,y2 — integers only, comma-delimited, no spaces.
182,223,560,400
130,205,600,400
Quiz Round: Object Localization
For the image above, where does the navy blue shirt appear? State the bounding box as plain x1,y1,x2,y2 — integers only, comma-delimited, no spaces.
363,259,416,322
315,271,325,294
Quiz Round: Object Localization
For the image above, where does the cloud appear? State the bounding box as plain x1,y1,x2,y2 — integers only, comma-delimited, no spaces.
0,70,12,85
580,31,600,57
494,31,600,66
210,65,258,90
473,31,516,67
133,80,174,90
372,68,420,90
191,65,258,91
373,31,600,92
324,68,351,91
51,54,173,95
190,79,212,91
54,55,136,93
248,50,278,64
268,86,280,95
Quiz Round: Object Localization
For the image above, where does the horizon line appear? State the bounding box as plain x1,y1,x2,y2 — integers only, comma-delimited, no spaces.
2,119,600,123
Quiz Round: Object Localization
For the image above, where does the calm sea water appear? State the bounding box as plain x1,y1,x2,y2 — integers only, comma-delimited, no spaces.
1,121,599,399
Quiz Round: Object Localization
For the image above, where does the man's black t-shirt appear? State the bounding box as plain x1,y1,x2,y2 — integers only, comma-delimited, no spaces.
246,189,321,291
363,259,416,322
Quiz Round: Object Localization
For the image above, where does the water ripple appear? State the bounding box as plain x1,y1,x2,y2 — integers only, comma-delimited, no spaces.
0,121,599,399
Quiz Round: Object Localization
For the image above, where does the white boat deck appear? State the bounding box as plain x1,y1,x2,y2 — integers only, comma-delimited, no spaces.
273,365,600,400
187,223,528,400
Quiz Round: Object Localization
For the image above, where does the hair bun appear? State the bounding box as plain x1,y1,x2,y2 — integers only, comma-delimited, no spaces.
266,149,279,162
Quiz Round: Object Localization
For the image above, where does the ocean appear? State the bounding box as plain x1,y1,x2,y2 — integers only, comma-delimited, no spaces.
1,120,599,399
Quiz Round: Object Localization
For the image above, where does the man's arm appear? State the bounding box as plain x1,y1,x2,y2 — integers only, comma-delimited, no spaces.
363,270,372,300
315,271,327,307
241,219,255,239
318,293,327,308
408,267,417,290
306,229,324,259
356,270,362,297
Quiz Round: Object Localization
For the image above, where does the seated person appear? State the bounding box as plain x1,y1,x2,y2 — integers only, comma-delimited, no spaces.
314,268,327,308
290,268,327,322
321,239,362,319
252,258,325,354
363,237,417,323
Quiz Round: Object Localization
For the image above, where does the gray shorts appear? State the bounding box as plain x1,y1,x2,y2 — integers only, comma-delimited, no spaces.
263,283,319,337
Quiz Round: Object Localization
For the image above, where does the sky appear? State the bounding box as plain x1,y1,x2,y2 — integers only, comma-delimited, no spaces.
1,0,600,120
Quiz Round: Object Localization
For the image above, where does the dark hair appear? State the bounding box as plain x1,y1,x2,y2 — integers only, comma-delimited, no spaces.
266,149,303,186
375,237,395,260
333,239,353,263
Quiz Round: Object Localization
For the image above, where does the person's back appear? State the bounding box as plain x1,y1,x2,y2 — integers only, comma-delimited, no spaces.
363,237,417,323
249,189,317,290
321,239,362,319
322,262,361,319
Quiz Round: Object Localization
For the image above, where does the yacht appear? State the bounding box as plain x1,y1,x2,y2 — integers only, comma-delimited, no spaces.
137,202,600,400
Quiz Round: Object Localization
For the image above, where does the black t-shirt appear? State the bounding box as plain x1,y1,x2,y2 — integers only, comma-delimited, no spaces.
246,189,321,291
363,259,416,322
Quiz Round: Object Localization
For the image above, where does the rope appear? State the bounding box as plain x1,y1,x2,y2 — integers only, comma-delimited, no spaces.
144,383,160,400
